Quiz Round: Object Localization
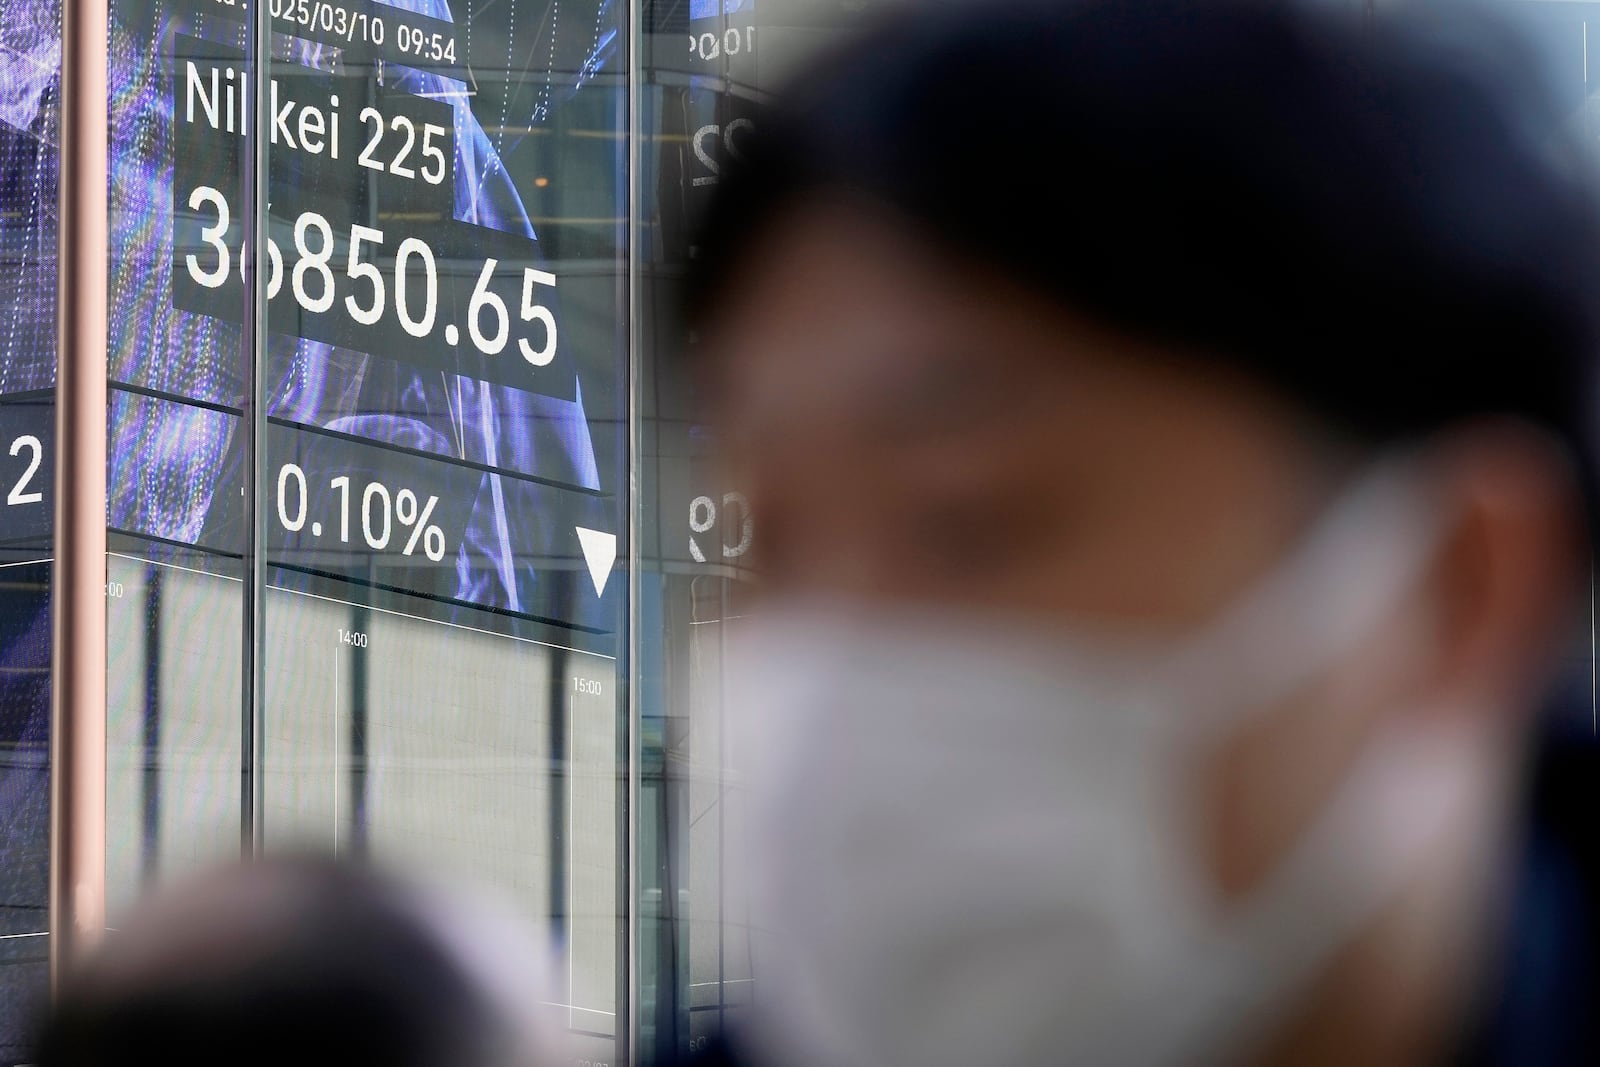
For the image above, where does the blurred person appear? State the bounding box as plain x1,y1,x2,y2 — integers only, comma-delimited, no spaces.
33,855,563,1066
682,2,1600,1066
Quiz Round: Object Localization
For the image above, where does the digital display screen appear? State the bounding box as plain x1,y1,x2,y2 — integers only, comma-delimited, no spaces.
2,0,627,1056
111,1,624,633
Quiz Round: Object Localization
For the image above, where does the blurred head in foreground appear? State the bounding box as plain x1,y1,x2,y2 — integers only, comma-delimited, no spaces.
692,2,1600,1065
34,856,558,1067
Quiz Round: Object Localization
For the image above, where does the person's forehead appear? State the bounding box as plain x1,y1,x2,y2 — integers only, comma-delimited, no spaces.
704,196,1313,443
708,199,1091,423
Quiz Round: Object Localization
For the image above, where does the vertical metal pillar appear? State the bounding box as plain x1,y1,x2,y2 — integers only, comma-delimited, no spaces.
50,0,110,987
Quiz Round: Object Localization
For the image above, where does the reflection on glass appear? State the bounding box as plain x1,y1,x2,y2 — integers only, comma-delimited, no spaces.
106,553,241,915
633,1,884,1060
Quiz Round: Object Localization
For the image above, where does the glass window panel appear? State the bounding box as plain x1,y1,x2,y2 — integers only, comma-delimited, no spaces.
86,2,632,1064
103,0,250,922
249,1,630,1062
0,0,58,1049
632,2,892,1061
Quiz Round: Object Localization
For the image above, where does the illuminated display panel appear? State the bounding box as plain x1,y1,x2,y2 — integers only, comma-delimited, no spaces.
105,1,625,622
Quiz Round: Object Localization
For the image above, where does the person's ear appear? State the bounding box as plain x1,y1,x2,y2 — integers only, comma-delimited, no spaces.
1416,421,1586,716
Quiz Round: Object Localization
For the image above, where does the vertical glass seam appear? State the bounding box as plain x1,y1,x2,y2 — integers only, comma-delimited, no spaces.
626,0,645,1059
240,0,272,855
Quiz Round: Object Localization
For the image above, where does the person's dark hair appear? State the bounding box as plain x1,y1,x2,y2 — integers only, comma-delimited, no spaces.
32,857,530,1067
688,0,1600,507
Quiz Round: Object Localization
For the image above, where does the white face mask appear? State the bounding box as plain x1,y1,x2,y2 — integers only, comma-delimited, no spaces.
724,463,1482,1067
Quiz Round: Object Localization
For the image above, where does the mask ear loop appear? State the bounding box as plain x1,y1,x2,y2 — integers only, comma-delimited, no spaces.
1113,709,1481,1067
1111,460,1467,1067
1161,454,1450,741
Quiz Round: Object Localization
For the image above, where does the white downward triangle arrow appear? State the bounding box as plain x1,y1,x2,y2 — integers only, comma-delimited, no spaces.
575,527,617,596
